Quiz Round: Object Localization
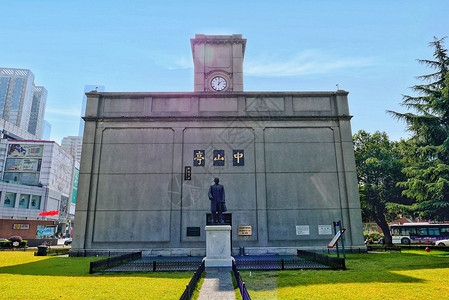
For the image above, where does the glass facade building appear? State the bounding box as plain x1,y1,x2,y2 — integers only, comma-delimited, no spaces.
28,86,48,138
0,68,46,138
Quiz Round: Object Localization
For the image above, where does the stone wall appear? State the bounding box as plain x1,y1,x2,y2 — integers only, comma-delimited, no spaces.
72,91,364,254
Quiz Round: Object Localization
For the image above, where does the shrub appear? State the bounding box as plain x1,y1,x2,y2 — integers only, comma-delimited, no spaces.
0,240,27,248
363,232,384,242
0,241,12,248
8,236,23,243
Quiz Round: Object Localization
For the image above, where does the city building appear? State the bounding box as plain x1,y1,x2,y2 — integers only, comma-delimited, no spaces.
72,34,364,256
0,119,38,140
61,136,83,162
42,120,51,140
79,85,105,136
0,68,47,138
28,86,47,138
0,140,79,237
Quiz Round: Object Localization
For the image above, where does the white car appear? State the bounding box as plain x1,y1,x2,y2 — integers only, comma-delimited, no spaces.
436,238,449,246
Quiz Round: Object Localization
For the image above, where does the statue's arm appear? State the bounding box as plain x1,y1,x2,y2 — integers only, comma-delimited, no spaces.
222,186,225,202
208,186,213,200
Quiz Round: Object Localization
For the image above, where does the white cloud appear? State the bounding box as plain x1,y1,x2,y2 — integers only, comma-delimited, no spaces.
167,56,193,70
245,49,377,77
45,107,81,117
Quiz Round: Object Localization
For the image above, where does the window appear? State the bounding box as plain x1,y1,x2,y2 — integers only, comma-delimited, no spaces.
30,196,41,209
3,192,16,208
416,228,428,236
3,173,40,186
403,227,416,235
441,227,449,234
428,228,440,236
391,227,402,236
19,194,30,209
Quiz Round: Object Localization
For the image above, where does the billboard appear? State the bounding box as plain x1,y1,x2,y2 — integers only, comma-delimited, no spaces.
5,158,42,172
71,168,79,204
49,145,73,195
8,144,43,158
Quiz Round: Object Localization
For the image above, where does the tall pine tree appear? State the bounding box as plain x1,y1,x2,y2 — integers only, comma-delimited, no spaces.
389,37,449,220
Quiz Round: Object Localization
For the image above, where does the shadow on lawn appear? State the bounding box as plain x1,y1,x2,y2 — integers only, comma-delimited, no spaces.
0,256,193,279
240,251,449,291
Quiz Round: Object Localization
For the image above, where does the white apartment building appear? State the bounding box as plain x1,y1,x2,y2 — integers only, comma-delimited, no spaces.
61,136,83,162
0,140,79,235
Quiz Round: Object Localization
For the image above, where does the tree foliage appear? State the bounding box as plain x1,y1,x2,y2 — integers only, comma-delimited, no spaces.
353,130,408,244
388,37,449,221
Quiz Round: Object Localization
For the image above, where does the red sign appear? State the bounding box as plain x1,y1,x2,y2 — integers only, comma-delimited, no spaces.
38,210,59,216
327,228,346,248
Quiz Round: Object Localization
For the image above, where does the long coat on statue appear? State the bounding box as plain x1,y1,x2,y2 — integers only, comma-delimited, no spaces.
208,183,226,213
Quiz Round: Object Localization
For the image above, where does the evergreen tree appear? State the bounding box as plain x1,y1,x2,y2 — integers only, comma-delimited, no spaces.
388,37,449,221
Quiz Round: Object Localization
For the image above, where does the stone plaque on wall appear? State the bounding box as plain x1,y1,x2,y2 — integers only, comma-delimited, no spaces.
296,225,310,235
187,227,200,237
318,225,332,235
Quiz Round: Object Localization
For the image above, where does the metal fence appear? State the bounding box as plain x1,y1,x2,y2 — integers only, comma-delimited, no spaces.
179,260,205,300
235,258,329,270
297,249,346,270
103,260,202,272
89,252,142,274
232,260,251,300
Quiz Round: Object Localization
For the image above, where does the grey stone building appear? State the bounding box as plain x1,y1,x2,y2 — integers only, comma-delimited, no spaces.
72,34,364,256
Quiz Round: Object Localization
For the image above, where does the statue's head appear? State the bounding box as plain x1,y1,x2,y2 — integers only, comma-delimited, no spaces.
214,177,220,184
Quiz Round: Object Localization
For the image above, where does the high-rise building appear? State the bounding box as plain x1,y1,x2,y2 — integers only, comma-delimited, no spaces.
79,85,104,136
28,86,47,138
0,68,47,138
42,120,51,140
61,136,83,162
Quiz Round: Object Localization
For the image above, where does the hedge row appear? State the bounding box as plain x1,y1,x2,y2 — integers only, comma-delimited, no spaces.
0,240,28,248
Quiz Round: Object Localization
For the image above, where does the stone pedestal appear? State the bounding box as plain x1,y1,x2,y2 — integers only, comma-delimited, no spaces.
203,225,234,268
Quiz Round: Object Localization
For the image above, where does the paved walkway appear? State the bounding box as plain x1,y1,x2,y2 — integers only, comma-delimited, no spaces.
198,268,235,300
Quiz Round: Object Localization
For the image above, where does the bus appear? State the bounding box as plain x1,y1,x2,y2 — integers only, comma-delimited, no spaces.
390,223,449,245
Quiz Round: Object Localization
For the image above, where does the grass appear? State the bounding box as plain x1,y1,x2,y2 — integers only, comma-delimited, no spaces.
0,251,194,299
231,270,243,300
191,272,206,300
239,250,449,299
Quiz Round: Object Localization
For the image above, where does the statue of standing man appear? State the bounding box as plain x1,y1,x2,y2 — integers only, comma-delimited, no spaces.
208,177,227,224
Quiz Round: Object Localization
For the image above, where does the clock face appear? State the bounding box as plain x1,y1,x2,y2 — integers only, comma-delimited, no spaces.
211,76,227,91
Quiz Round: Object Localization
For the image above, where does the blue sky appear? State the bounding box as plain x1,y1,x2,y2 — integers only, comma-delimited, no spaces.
1,0,448,143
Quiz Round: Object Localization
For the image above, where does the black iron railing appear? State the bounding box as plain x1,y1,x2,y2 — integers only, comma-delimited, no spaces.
179,260,205,300
101,260,202,272
235,258,329,270
89,252,142,274
297,249,346,270
366,245,401,252
232,260,251,300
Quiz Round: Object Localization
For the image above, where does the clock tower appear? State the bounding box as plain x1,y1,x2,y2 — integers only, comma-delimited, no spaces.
191,34,246,92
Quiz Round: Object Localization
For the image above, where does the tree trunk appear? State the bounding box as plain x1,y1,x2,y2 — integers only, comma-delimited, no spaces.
374,214,393,245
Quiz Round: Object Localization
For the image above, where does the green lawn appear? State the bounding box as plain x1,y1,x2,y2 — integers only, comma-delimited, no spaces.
0,251,193,300
239,250,449,299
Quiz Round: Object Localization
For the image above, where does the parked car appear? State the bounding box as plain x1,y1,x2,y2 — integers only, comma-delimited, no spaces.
436,238,449,246
64,238,72,246
0,238,8,241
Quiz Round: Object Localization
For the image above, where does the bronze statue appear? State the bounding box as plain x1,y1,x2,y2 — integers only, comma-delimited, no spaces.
208,177,226,224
